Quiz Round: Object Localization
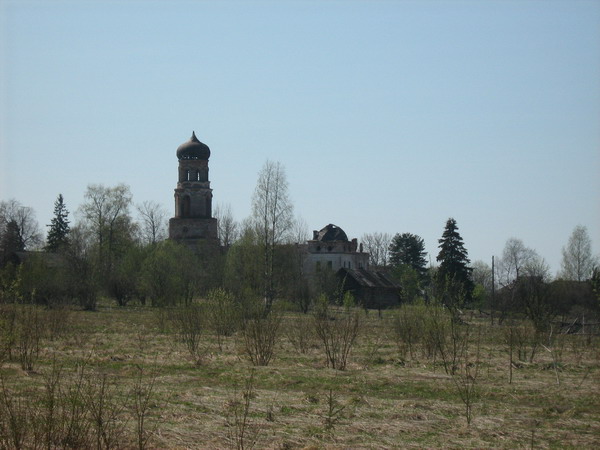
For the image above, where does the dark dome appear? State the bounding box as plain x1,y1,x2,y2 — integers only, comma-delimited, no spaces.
316,224,348,242
176,131,210,160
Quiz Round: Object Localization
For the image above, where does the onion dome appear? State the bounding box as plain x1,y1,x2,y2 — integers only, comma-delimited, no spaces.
316,224,349,242
176,131,210,160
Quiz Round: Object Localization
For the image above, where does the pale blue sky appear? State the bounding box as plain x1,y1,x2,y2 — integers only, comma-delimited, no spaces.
1,0,599,273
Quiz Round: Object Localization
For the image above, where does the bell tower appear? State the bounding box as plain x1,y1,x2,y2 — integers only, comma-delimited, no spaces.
168,132,218,245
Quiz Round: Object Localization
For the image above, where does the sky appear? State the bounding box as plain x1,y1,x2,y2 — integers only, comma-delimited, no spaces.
1,0,599,275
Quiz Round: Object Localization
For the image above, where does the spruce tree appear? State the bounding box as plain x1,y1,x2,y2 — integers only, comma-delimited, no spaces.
46,194,70,252
436,218,474,302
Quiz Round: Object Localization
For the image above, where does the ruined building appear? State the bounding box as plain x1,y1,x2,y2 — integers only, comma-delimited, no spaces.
303,223,369,274
304,224,401,309
168,132,218,249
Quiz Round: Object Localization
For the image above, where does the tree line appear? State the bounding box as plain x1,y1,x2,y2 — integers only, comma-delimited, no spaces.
1,159,599,323
360,223,599,327
0,161,312,311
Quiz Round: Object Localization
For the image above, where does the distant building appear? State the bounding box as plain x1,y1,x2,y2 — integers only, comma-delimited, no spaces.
303,224,369,275
303,224,401,309
165,134,401,309
168,132,219,250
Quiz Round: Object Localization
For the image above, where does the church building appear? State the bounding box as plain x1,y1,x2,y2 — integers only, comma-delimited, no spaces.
168,132,219,249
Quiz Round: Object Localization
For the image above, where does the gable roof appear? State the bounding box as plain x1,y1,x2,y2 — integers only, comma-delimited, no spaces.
338,268,401,290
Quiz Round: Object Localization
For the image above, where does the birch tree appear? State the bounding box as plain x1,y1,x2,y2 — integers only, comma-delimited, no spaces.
251,160,293,310
560,225,598,281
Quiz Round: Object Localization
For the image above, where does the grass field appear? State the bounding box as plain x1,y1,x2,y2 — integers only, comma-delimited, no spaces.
1,301,599,449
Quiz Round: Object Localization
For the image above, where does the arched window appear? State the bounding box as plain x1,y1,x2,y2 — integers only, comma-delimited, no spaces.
185,170,190,181
196,170,200,181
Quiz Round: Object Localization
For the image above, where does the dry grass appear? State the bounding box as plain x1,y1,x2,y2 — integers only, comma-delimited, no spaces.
1,302,599,448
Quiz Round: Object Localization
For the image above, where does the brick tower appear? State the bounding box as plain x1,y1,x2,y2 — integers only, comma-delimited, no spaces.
168,132,218,247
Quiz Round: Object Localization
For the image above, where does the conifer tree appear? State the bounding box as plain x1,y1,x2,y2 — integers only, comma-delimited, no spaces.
436,218,474,302
388,232,427,276
46,194,70,252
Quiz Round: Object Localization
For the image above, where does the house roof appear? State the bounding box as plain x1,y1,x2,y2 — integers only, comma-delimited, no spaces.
338,268,401,290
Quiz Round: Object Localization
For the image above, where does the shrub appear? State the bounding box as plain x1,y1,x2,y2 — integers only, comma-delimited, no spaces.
170,304,208,365
15,304,46,371
284,314,315,354
313,292,361,370
242,300,282,366
206,288,241,350
391,301,427,361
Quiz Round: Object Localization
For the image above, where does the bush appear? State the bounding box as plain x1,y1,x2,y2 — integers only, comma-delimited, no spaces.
313,292,361,370
391,301,428,361
242,299,282,366
206,288,241,350
170,304,208,365
284,314,315,354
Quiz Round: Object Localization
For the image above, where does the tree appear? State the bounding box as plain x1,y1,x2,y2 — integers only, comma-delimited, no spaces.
392,264,422,303
0,199,42,250
214,203,239,249
471,260,493,293
290,216,310,245
251,160,294,311
389,232,427,276
62,224,99,310
140,240,202,306
560,225,598,281
45,194,70,252
591,267,600,304
497,238,536,287
436,218,474,304
361,232,392,268
516,255,555,331
136,200,167,245
471,260,493,309
223,221,262,298
0,220,25,265
78,183,135,274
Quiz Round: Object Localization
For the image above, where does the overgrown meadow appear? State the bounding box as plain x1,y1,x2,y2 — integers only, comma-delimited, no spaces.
1,295,599,449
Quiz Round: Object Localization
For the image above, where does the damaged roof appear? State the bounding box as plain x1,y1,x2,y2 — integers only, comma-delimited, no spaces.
315,224,349,242
338,268,401,289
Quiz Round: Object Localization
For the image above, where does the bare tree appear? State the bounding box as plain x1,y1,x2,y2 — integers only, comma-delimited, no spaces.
214,203,239,249
560,225,598,281
0,199,43,250
289,215,309,244
497,238,537,287
251,160,294,310
361,232,392,268
136,201,167,245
